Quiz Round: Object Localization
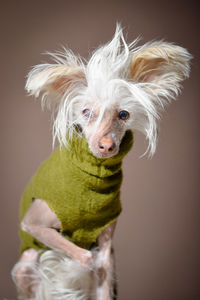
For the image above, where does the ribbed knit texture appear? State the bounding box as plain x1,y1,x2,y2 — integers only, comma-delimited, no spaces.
19,130,133,252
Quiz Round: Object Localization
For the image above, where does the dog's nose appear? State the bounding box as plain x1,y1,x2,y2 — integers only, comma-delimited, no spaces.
98,138,116,153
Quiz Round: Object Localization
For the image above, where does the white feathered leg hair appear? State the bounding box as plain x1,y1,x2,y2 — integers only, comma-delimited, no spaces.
36,250,93,300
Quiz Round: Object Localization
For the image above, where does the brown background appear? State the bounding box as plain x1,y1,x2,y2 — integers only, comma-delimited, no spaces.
0,0,199,299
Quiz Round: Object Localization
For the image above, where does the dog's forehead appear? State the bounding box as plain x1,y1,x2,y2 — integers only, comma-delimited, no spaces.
84,99,118,114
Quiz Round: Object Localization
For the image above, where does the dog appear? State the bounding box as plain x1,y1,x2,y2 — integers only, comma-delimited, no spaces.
12,24,191,300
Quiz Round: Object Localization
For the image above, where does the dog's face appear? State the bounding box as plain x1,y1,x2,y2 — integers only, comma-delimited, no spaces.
79,105,130,158
26,25,191,157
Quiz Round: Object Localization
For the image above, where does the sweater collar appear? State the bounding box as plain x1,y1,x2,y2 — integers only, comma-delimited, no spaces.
61,130,134,178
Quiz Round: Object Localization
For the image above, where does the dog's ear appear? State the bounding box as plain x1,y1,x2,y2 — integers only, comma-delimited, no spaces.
130,42,191,101
26,64,85,104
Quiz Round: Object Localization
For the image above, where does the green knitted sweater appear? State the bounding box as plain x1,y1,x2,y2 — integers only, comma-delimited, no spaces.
19,130,133,252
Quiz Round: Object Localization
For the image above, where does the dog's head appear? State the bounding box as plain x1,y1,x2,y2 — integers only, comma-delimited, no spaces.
26,25,191,158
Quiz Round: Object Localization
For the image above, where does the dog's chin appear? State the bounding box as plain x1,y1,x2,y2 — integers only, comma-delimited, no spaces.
91,149,119,159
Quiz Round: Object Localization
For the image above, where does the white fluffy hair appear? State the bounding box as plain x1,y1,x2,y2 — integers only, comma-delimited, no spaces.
12,249,114,300
26,24,191,156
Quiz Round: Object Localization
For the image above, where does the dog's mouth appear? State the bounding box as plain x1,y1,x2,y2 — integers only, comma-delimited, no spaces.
90,147,119,159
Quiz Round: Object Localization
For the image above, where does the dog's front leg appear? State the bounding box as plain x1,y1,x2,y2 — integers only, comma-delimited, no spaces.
15,198,93,298
94,221,117,300
21,198,92,264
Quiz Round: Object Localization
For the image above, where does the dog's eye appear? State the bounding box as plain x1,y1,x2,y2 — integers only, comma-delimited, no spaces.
82,108,93,119
118,110,130,121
